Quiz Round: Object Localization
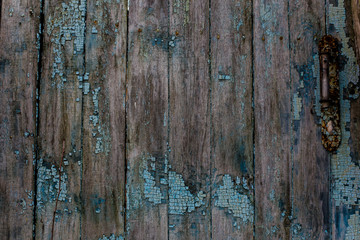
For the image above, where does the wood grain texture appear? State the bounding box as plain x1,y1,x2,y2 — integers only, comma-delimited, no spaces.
35,0,86,238
3,1,360,239
253,0,292,238
351,0,360,64
210,0,254,239
0,0,40,238
168,0,211,239
81,0,127,238
126,0,169,239
289,1,330,239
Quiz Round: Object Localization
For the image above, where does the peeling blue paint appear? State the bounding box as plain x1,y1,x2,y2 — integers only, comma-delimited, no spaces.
143,168,162,204
36,159,69,209
98,233,124,240
327,0,360,236
214,174,253,223
47,0,87,88
168,171,206,214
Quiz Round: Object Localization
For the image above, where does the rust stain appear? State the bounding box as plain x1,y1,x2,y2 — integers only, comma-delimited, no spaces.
318,35,341,152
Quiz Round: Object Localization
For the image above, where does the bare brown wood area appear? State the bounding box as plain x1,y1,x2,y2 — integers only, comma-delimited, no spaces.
210,0,254,239
351,0,360,64
289,1,330,239
0,0,40,238
126,0,169,239
253,0,292,238
168,0,211,239
35,0,85,238
81,0,127,238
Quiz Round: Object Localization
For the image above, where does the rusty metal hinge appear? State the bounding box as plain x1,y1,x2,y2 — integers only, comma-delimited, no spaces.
318,35,341,152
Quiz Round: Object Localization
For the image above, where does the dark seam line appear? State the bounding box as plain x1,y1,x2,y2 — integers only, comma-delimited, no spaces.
208,0,212,239
33,0,45,238
124,3,130,238
287,0,293,239
251,0,256,237
167,0,170,238
79,0,89,239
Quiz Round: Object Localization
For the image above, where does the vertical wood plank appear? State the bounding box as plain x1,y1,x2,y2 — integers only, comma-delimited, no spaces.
327,1,360,239
351,0,360,64
289,1,330,239
126,0,169,238
168,0,211,238
36,0,86,238
81,0,127,238
210,0,254,239
0,0,40,238
253,0,292,238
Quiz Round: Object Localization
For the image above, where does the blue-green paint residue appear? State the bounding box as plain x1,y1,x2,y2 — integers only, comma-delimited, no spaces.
135,154,254,221
327,0,360,237
36,159,69,208
98,233,124,240
143,168,162,204
47,0,87,88
214,174,253,223
168,171,206,215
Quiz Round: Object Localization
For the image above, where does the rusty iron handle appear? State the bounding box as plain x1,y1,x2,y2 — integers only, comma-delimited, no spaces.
319,53,330,108
318,35,341,152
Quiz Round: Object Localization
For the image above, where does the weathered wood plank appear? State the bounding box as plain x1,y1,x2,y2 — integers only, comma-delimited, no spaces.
289,1,330,239
253,0,292,238
351,0,360,64
0,0,40,238
126,0,169,238
210,0,254,239
81,0,127,239
168,0,211,238
35,0,86,238
327,1,360,239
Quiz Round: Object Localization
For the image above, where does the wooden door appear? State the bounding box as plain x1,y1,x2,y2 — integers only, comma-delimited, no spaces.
1,0,359,239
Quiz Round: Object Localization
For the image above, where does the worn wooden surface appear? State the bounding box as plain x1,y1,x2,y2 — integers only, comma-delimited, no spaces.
289,0,330,239
1,0,360,239
210,0,254,239
253,0,292,238
81,0,127,238
168,0,211,239
0,0,40,239
126,0,169,239
35,0,85,238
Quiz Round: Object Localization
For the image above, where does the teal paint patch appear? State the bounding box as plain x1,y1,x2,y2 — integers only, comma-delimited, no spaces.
218,74,231,81
132,154,207,214
132,153,255,223
327,0,360,236
143,168,162,204
214,175,253,223
329,0,360,206
36,159,69,209
345,211,360,239
168,171,206,214
98,233,124,240
293,92,303,121
47,0,87,88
